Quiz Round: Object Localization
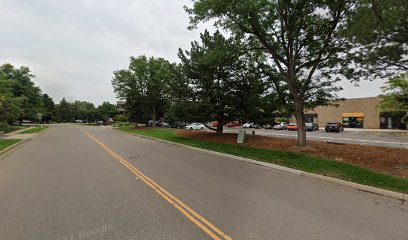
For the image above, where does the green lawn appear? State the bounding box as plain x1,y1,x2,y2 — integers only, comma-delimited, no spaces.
18,126,48,134
117,125,408,193
0,139,21,151
0,124,28,134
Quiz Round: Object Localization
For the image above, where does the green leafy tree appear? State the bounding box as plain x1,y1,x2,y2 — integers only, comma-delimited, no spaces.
346,0,408,79
97,102,117,121
72,101,96,122
0,75,23,124
186,0,354,146
41,94,56,123
0,63,43,122
55,98,73,122
112,56,175,126
380,74,408,123
176,30,266,134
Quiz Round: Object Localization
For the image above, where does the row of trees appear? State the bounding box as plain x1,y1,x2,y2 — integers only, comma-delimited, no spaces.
112,32,281,133
113,0,407,146
0,63,47,124
0,63,117,124
54,98,117,123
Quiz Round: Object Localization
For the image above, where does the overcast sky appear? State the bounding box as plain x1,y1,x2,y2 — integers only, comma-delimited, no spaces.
1,0,385,105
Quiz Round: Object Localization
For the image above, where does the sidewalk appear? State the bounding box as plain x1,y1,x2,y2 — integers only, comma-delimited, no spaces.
342,128,407,133
0,127,35,140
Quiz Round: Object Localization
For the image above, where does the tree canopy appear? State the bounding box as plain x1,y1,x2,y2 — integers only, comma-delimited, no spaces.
112,56,176,125
346,0,408,79
186,0,354,146
175,30,268,133
1,62,118,125
0,63,43,123
380,74,408,113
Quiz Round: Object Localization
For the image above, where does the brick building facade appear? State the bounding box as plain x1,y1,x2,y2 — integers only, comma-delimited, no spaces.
295,97,406,129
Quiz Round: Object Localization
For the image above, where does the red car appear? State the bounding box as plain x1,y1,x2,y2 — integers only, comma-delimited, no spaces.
225,122,241,127
287,123,298,131
211,121,219,126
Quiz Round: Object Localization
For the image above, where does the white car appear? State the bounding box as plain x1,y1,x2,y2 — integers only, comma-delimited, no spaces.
242,122,254,128
185,123,205,130
273,122,288,130
160,122,170,128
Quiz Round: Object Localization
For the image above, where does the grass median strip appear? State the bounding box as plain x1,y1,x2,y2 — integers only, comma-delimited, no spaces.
0,139,21,151
117,126,408,194
0,123,28,134
18,126,48,134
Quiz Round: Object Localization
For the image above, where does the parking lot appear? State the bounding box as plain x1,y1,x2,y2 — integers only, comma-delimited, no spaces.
218,127,408,148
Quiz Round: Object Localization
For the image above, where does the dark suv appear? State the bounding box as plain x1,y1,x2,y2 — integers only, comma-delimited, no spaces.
325,122,344,132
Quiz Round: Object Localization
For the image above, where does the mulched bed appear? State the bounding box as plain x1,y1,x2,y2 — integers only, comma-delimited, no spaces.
177,130,408,179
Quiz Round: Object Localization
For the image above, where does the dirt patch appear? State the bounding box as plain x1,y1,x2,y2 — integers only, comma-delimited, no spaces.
177,130,408,178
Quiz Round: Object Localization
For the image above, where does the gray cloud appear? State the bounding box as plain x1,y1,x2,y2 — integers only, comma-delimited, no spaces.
0,0,385,105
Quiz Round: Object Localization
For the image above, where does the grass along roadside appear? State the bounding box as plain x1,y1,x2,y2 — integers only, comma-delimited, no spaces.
117,126,408,194
0,123,28,134
18,126,48,134
0,139,21,151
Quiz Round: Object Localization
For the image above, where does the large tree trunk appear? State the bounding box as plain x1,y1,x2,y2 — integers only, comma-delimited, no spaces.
152,106,156,127
294,101,306,147
216,122,223,135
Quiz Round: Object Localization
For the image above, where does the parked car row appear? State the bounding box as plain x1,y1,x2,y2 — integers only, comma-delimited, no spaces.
284,122,344,132
149,119,345,133
241,121,344,133
148,120,187,129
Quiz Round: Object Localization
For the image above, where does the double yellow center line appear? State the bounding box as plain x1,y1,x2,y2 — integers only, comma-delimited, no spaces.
80,128,233,240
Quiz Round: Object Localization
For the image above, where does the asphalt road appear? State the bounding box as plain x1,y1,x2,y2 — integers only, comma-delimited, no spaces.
1,125,407,240
220,127,408,148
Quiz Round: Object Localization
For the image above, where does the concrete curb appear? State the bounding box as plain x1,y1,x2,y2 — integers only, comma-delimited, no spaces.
116,129,407,202
0,138,30,160
0,126,51,160
301,172,407,202
23,126,50,137
34,126,51,137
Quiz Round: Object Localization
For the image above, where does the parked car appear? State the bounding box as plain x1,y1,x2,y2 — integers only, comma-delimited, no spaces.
226,122,240,127
148,120,161,126
170,122,187,129
252,123,261,129
264,124,274,129
242,122,254,128
211,121,219,126
159,122,170,128
325,122,344,132
273,122,288,130
185,123,205,130
305,122,319,131
287,123,298,131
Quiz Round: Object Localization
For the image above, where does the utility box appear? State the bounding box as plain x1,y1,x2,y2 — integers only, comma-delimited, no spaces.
237,130,246,144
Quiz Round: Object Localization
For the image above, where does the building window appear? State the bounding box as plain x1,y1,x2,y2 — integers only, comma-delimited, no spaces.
304,113,318,123
380,112,407,129
342,113,364,128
